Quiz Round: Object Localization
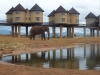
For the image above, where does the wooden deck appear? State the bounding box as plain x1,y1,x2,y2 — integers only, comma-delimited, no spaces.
0,22,100,29
0,21,99,38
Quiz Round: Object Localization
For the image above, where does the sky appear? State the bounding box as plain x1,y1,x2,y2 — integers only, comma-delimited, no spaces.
0,0,100,34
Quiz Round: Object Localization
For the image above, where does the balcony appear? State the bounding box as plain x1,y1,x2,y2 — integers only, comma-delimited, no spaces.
7,19,12,23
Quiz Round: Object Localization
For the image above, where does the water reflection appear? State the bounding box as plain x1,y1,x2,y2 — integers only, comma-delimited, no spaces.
1,44,100,70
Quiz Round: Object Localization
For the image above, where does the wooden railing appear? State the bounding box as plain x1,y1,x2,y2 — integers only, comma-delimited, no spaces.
6,19,12,23
0,19,99,27
0,19,12,24
0,20,6,23
42,20,55,25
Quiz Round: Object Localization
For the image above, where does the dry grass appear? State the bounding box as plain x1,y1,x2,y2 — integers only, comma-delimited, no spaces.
0,36,100,55
0,36,100,50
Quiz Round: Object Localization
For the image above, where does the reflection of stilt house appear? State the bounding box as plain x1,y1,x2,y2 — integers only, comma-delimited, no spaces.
11,53,46,68
49,49,79,69
50,59,79,69
86,44,100,70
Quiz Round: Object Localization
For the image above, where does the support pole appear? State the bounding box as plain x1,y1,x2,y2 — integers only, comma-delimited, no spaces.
18,25,21,37
67,27,71,38
26,26,28,37
15,26,17,37
60,25,62,38
52,26,55,38
90,29,92,37
72,26,74,38
97,28,99,37
93,29,95,37
67,27,69,38
84,28,86,38
90,29,94,37
11,26,14,37
66,27,68,37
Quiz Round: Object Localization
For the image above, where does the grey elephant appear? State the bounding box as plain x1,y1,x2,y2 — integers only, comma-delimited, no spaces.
30,26,50,40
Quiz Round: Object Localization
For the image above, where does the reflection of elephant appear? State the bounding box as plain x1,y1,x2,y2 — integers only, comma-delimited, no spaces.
30,26,50,40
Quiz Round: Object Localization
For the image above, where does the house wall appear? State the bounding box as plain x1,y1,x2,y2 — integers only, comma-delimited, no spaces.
12,11,26,23
54,12,68,24
6,14,12,23
86,18,96,26
30,11,43,23
49,16,55,23
67,13,71,24
25,10,30,23
70,14,79,24
99,16,100,26
48,12,79,25
6,10,43,23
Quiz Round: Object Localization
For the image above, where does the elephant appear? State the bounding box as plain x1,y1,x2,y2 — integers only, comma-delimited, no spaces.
30,25,50,40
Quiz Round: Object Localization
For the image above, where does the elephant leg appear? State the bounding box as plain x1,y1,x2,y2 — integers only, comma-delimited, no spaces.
42,33,45,40
41,35,43,40
30,36,32,40
41,33,44,40
44,33,46,40
30,34,32,40
41,34,43,40
33,35,35,40
41,36,43,40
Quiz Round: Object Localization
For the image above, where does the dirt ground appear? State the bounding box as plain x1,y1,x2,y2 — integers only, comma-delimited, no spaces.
0,36,100,75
